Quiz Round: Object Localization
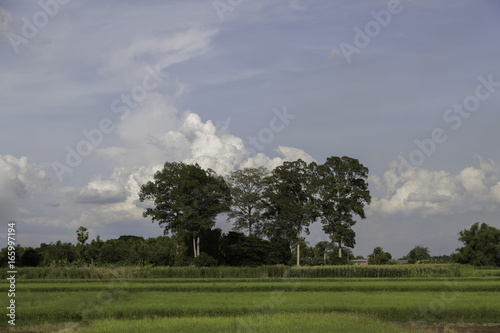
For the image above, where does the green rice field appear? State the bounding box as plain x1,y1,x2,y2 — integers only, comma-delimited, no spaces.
1,265,499,332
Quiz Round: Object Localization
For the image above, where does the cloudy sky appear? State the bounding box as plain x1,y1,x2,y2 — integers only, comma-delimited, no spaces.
1,0,499,259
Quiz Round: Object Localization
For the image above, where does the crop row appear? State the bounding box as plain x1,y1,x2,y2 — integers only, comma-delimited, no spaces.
6,279,499,293
1,264,472,279
8,290,500,325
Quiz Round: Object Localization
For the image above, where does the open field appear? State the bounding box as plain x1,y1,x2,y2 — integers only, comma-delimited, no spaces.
1,265,499,332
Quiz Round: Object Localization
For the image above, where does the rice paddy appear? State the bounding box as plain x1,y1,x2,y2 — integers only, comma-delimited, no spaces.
1,265,499,332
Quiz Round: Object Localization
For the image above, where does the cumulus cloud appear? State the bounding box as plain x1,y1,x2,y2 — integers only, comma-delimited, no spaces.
73,175,128,204
98,89,314,176
370,157,500,216
0,155,51,197
0,155,52,224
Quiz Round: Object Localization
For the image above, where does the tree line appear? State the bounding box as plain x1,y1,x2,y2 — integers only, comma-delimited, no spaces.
138,156,371,266
1,222,497,267
1,154,498,267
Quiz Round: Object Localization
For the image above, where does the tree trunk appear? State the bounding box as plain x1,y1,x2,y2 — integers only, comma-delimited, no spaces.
338,240,342,259
296,231,300,266
193,236,197,258
324,251,327,265
196,236,200,257
248,206,252,237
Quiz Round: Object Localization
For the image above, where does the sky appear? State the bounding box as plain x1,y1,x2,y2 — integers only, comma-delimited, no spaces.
0,0,499,259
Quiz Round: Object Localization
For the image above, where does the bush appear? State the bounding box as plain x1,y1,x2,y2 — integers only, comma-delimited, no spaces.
193,253,218,267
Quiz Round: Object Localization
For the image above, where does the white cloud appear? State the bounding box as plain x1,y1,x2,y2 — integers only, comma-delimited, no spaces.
98,87,315,176
0,155,52,225
100,28,218,84
370,157,500,216
0,155,51,197
73,175,128,204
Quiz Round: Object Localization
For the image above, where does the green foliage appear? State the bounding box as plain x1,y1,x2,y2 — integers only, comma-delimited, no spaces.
452,222,500,266
221,232,271,266
316,156,371,259
76,226,89,245
19,247,42,267
3,276,499,330
406,245,431,264
193,252,218,267
139,162,231,257
226,167,268,237
77,313,419,333
263,159,318,265
1,264,469,279
368,247,392,265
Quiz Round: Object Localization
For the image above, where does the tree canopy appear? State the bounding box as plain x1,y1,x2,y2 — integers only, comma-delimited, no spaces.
452,222,500,266
368,246,392,265
262,159,318,266
226,167,268,237
316,156,371,259
139,162,231,258
406,245,431,264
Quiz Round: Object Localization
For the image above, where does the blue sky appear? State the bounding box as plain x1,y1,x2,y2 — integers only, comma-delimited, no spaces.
1,0,499,259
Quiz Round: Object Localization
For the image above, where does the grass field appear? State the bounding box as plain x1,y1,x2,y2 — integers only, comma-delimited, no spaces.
1,265,499,332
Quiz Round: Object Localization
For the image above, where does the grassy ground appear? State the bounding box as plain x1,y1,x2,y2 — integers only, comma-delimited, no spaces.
0,313,424,333
1,266,499,332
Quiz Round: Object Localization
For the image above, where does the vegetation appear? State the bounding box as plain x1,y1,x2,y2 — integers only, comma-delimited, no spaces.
262,159,318,266
1,274,499,332
368,246,392,265
0,264,475,279
138,162,231,258
452,222,500,266
405,245,432,264
1,159,499,333
316,156,371,261
225,166,268,237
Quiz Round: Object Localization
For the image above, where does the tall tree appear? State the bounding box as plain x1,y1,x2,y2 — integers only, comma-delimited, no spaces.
263,159,317,266
139,162,231,258
226,167,268,237
316,156,371,260
76,226,89,245
452,222,500,266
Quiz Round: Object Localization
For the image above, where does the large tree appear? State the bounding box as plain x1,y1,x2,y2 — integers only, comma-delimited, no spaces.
316,156,371,260
263,159,317,266
139,162,231,258
226,167,268,237
452,222,500,267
